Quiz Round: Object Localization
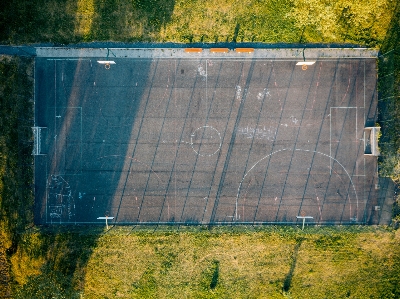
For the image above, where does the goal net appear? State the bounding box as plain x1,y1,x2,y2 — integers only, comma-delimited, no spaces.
364,127,380,156
32,127,47,155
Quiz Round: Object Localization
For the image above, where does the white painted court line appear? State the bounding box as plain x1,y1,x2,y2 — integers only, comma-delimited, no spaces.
45,160,48,223
330,106,358,108
330,107,358,174
363,61,366,177
205,60,208,119
329,107,366,177
235,148,359,222
364,61,366,110
54,61,57,170
52,106,83,176
46,58,91,61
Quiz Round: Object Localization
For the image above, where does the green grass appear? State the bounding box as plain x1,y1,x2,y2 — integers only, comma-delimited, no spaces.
377,1,400,224
0,55,34,298
378,2,400,183
11,226,400,298
0,0,396,45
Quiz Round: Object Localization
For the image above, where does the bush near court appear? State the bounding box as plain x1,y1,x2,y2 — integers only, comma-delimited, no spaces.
378,1,400,225
0,56,34,298
0,0,396,46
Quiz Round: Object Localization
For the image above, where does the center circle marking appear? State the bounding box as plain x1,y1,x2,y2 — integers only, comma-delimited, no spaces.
190,126,222,157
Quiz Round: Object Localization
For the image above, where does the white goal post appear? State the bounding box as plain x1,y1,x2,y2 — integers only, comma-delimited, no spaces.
364,127,380,156
32,127,47,155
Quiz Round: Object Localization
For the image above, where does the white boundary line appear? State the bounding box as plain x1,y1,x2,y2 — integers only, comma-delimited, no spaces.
364,60,366,110
51,50,84,176
45,160,48,223
206,59,208,117
47,58,91,61
330,106,358,108
330,107,358,174
54,61,57,169
56,107,83,176
356,107,358,158
45,58,376,63
81,106,83,172
33,60,36,126
40,54,373,224
33,57,37,214
363,60,366,177
39,221,367,225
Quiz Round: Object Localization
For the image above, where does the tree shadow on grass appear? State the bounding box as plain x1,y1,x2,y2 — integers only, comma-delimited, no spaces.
88,0,175,41
0,0,175,44
0,55,123,298
0,56,35,298
282,238,304,293
377,1,400,182
12,227,104,299
0,57,100,298
0,0,79,44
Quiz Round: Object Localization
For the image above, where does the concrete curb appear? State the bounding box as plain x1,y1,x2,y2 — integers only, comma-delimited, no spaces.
35,47,378,59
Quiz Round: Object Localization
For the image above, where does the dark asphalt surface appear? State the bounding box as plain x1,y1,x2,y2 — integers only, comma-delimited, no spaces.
32,53,387,225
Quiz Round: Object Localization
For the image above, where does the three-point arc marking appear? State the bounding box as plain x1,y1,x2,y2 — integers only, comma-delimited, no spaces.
235,148,359,221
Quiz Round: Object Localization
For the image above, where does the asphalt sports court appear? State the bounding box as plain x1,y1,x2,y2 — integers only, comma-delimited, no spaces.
34,48,386,225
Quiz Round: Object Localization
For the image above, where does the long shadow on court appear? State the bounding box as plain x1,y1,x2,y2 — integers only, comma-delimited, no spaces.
32,55,155,296
30,2,177,295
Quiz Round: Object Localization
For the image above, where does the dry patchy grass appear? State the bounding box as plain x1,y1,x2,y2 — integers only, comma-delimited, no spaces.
76,226,400,298
0,0,396,45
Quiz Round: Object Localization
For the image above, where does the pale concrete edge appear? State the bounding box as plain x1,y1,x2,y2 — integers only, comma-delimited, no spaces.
35,47,379,59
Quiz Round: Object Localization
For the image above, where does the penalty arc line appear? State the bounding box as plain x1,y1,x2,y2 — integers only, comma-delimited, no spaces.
235,148,359,221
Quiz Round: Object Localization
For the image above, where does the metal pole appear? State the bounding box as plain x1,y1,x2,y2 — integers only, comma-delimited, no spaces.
296,216,313,230
97,216,114,229
235,201,238,221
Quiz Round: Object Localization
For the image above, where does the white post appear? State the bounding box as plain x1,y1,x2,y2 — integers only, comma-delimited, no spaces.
97,216,114,229
235,200,238,221
296,216,313,230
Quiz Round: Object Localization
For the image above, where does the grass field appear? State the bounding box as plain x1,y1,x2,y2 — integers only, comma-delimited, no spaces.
0,56,34,298
0,0,396,46
1,0,400,298
10,226,400,298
